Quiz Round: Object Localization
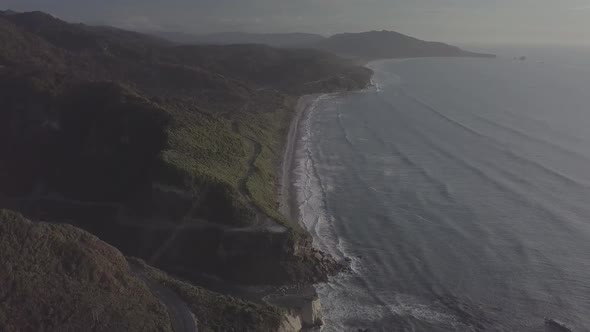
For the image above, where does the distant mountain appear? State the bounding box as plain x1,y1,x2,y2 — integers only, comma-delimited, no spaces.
313,30,495,59
150,29,494,60
152,31,326,47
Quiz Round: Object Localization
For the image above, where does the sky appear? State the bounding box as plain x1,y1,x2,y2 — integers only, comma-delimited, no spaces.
3,0,590,45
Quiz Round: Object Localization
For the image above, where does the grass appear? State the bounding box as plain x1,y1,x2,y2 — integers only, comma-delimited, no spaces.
155,95,302,231
156,108,256,225
237,100,295,224
163,110,251,186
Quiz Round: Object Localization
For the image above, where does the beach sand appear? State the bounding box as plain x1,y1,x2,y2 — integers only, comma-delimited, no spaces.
279,94,322,226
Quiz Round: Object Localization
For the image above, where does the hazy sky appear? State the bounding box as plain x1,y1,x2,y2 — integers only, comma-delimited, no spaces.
3,0,590,45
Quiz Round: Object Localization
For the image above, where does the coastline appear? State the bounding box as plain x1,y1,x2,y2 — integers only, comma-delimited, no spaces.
278,66,377,331
279,67,379,228
279,94,323,226
279,84,376,228
273,57,590,331
277,94,326,331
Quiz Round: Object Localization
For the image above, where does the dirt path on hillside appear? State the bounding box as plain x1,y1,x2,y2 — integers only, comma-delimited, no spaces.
130,263,198,332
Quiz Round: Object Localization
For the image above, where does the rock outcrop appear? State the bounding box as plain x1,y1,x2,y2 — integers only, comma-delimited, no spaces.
279,313,304,332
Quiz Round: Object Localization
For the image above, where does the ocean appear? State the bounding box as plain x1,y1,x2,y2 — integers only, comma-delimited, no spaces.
294,49,590,331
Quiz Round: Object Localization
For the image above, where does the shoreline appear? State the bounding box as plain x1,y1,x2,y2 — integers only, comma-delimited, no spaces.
280,58,381,229
279,94,323,227
274,93,331,331
279,87,375,229
278,66,377,331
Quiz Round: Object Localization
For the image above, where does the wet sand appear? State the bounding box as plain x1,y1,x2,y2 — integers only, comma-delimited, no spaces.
279,94,322,225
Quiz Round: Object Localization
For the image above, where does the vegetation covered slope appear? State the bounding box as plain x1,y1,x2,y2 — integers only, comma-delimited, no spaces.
0,210,293,331
0,210,174,332
0,10,371,229
0,10,371,285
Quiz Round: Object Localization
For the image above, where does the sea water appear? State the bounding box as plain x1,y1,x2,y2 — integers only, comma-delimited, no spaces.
294,49,590,331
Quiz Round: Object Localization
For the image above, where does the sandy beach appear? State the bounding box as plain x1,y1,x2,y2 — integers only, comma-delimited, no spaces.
279,94,322,225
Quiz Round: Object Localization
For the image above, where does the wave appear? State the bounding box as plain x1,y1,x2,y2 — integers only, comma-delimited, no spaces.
295,57,590,331
295,92,484,331
395,89,590,190
378,89,590,245
316,274,471,331
294,94,349,261
471,113,590,171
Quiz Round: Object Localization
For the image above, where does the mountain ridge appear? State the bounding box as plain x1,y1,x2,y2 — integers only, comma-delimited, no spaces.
146,28,495,59
314,30,495,59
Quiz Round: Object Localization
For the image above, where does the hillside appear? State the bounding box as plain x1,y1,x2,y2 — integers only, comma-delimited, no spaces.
0,10,369,289
154,31,325,48
0,210,174,331
0,210,296,331
0,9,371,330
313,30,495,59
